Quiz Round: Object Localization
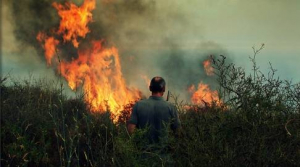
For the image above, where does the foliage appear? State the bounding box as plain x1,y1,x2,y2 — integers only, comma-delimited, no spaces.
1,48,300,166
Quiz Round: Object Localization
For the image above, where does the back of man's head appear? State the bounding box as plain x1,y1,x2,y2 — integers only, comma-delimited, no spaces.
149,76,166,93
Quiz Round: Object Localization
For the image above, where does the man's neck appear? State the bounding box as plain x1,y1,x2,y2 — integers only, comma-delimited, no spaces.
151,92,164,97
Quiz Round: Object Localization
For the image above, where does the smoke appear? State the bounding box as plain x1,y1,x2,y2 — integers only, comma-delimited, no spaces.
156,41,229,99
4,0,232,101
4,0,58,51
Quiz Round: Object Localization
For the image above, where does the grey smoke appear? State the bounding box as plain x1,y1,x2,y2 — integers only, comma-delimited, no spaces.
4,0,232,101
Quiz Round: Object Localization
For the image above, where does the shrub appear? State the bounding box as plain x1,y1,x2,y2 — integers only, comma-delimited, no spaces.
1,47,300,166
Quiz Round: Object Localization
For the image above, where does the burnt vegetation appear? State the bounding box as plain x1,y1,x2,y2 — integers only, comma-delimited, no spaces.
1,48,300,166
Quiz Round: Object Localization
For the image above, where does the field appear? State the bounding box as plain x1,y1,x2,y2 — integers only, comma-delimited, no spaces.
1,55,300,166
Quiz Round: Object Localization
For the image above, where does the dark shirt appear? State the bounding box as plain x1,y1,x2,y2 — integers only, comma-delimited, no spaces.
128,96,180,143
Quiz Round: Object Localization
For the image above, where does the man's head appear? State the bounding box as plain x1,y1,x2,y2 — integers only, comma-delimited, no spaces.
149,76,166,94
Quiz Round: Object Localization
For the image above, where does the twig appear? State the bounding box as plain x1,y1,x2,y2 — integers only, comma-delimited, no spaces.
285,119,300,136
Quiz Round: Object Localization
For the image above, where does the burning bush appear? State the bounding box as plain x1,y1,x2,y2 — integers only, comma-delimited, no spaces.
1,49,300,166
1,0,300,165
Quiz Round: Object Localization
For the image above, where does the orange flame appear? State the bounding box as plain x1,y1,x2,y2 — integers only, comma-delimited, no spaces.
37,32,59,65
53,0,95,48
203,59,214,76
60,41,141,119
37,0,140,122
189,82,222,107
189,58,222,107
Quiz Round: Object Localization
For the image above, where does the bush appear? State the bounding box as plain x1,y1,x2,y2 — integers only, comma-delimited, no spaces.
1,47,300,166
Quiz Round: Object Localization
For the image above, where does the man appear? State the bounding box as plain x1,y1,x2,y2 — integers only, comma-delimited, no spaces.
127,76,180,144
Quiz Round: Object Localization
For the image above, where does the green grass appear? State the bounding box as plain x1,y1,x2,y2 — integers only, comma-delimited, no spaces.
1,52,300,166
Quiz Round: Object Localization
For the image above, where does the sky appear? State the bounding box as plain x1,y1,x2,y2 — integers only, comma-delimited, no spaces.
157,0,300,81
2,0,300,92
189,0,300,81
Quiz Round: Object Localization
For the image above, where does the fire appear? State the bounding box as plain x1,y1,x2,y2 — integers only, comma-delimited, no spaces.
189,58,222,107
189,82,222,107
203,59,214,76
37,0,140,122
36,33,59,65
60,41,141,116
37,0,224,119
53,0,95,48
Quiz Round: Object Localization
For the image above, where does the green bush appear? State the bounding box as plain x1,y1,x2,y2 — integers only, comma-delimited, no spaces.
1,48,300,166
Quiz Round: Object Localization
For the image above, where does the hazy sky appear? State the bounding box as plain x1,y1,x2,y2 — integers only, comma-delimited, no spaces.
157,0,300,81
196,0,300,81
2,0,300,84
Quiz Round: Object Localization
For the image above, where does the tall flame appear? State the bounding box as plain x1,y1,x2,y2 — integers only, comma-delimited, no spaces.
37,0,140,122
53,0,95,48
60,41,141,114
36,33,59,65
203,59,214,76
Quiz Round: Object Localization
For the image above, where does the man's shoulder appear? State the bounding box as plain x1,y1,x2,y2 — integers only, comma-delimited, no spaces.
135,98,150,105
135,98,174,107
133,99,149,108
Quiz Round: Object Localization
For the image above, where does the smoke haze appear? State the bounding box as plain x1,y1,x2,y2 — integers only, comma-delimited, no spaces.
2,0,299,100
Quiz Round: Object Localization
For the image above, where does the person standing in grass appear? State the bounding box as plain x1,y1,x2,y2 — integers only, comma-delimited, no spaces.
127,76,181,146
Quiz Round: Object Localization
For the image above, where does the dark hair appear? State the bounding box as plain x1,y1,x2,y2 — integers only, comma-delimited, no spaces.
149,76,166,92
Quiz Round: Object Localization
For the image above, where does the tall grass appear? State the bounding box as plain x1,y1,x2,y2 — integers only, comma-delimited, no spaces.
1,49,300,166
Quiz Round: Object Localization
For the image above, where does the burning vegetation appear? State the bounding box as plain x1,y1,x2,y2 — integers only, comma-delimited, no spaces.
2,0,300,166
188,83,222,107
36,0,223,121
37,0,141,122
2,51,300,166
203,58,214,76
189,57,223,107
